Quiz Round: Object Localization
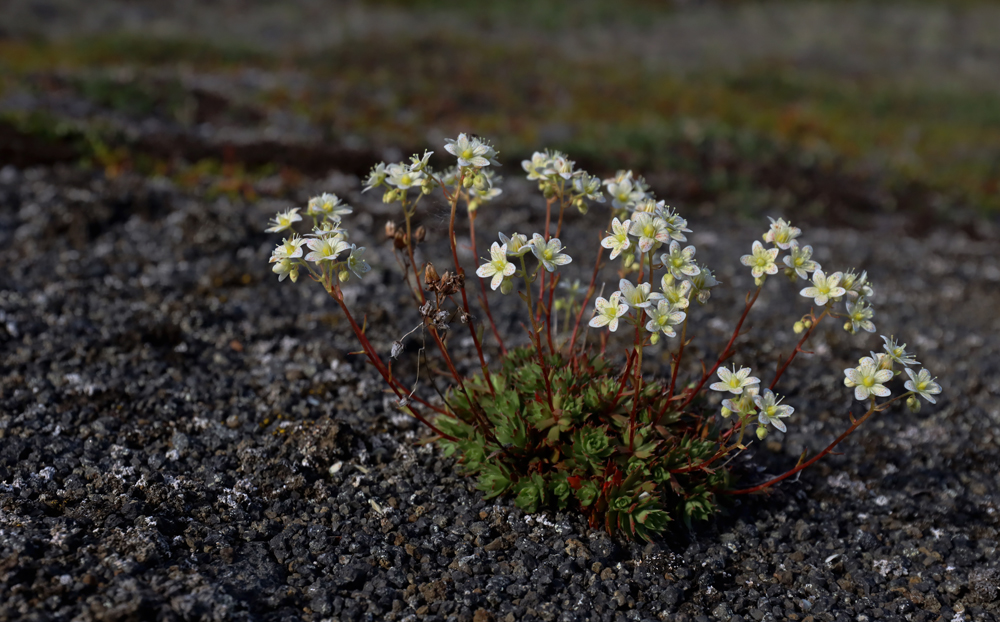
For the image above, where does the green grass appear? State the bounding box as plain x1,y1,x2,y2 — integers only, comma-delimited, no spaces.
2,29,998,211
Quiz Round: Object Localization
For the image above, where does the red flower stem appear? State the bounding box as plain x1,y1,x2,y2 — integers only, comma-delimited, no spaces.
651,315,689,428
330,289,457,441
447,174,495,396
769,308,828,390
543,201,568,351
468,210,507,355
567,233,607,357
678,286,762,411
725,404,878,495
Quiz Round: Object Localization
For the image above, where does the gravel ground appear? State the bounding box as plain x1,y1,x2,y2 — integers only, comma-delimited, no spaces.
1,160,999,622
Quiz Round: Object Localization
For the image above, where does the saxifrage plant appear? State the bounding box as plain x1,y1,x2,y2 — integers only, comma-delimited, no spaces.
264,134,941,540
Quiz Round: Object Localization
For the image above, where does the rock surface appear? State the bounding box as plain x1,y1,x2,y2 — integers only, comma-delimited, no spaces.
1,162,998,622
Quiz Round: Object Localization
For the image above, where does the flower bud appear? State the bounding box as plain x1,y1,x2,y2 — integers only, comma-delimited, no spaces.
393,231,408,249
462,175,474,188
414,226,426,243
542,184,557,200
793,321,805,334
473,173,487,190
500,277,513,295
843,321,853,333
385,221,397,238
802,319,812,328
575,198,587,214
906,395,921,413
754,276,765,287
424,263,440,285
785,267,797,282
338,270,350,283
649,332,660,346
289,267,299,283
382,189,397,203
756,426,768,441
721,407,732,418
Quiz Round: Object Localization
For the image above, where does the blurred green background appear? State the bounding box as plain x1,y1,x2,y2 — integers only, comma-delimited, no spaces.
2,0,999,216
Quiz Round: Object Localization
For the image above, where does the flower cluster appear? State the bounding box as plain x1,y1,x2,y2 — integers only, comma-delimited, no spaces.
263,133,942,541
844,335,940,407
522,150,605,214
266,194,368,285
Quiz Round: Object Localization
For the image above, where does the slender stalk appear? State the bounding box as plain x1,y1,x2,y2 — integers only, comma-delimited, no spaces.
329,288,457,441
568,239,606,356
521,255,556,413
468,210,507,354
446,173,495,396
726,402,878,495
769,308,828,390
402,198,425,304
678,286,762,411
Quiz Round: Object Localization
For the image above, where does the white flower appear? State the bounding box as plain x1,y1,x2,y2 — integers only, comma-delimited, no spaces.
741,240,780,279
842,270,875,300
444,133,497,168
845,300,876,333
522,151,552,181
686,265,719,304
661,240,701,279
722,385,759,418
629,212,671,253
660,274,692,310
347,244,370,279
469,171,503,207
265,208,302,233
605,172,647,210
589,292,629,332
306,220,345,239
710,365,760,395
550,154,575,179
904,368,941,404
644,300,686,338
800,270,846,306
271,258,298,282
783,241,820,280
307,193,352,219
881,335,919,367
385,163,425,189
530,234,572,272
618,278,658,309
362,162,388,193
409,150,433,170
754,389,794,433
843,356,893,401
269,236,306,263
476,242,516,290
573,172,605,203
763,217,801,250
499,232,532,257
659,206,691,243
600,218,632,260
305,235,350,263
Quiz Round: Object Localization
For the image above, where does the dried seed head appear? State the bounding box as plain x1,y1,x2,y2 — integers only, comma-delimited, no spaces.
414,226,426,243
424,263,440,285
393,231,408,249
436,270,465,296
385,221,397,238
391,340,404,359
